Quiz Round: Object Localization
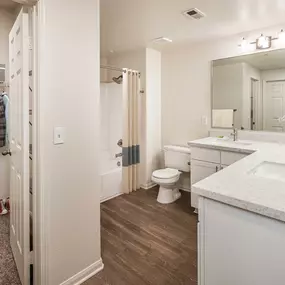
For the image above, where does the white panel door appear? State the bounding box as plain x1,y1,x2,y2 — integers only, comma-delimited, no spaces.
9,9,30,285
264,81,285,132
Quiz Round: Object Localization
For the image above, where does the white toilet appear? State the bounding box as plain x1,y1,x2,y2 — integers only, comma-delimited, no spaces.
152,145,191,204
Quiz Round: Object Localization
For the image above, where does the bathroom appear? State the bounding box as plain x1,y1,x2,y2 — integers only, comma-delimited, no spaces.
2,0,285,284
98,1,285,284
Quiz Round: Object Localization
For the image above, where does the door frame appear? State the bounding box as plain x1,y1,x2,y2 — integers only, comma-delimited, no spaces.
250,78,260,131
18,1,49,284
30,1,49,284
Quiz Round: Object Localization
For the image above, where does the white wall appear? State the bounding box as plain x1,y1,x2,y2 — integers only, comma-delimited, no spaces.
145,48,162,186
213,63,244,128
38,0,101,284
100,57,108,82
0,9,15,83
0,9,16,199
161,23,285,146
261,68,285,81
213,62,261,130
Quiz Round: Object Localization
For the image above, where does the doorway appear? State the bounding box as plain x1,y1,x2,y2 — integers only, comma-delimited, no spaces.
250,78,259,131
264,80,285,132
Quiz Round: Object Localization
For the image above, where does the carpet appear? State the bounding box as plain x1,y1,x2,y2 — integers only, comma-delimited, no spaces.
0,214,21,285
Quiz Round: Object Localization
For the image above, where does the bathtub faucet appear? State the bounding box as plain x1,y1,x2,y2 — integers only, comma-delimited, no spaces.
115,153,123,158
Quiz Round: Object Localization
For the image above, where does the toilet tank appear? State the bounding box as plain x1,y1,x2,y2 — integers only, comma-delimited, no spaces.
164,145,191,172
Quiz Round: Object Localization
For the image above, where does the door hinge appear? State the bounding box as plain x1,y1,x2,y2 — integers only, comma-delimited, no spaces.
29,250,34,265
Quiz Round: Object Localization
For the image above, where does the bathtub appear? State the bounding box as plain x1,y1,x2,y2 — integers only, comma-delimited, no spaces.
100,150,123,203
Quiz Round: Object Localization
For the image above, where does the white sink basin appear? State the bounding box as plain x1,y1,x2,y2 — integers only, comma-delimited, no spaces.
213,139,252,146
232,141,252,146
249,161,285,182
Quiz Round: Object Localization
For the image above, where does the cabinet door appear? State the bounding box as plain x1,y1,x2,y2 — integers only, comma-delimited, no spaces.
191,160,220,208
201,198,285,285
191,160,220,184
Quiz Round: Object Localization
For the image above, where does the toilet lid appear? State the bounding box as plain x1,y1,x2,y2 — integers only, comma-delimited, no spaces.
152,168,180,179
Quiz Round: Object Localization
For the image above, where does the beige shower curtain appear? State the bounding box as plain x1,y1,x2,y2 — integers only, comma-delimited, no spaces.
122,69,141,194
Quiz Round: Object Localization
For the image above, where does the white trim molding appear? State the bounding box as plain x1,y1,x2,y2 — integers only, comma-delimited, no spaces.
100,193,123,203
60,259,104,285
33,2,50,284
141,182,157,190
13,0,38,5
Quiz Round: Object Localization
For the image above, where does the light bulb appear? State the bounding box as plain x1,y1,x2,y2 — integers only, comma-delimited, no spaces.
258,34,266,46
256,34,271,49
279,29,285,43
240,37,248,51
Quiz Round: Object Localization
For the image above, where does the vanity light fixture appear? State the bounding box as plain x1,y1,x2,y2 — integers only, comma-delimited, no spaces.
238,29,285,51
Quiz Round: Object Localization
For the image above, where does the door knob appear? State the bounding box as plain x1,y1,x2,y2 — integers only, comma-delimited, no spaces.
2,150,11,156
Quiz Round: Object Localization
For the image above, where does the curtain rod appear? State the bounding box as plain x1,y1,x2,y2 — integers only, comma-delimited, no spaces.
100,64,126,73
100,65,141,76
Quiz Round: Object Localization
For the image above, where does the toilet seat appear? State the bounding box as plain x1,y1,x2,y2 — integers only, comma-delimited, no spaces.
152,168,180,179
151,168,181,204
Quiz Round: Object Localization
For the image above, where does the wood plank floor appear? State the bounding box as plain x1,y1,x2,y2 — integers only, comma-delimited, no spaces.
84,187,198,285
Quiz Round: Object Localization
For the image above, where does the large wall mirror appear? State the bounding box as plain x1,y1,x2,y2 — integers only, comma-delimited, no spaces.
212,49,285,132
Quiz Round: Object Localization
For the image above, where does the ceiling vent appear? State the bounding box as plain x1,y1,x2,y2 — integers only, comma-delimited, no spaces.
151,37,173,44
183,8,206,20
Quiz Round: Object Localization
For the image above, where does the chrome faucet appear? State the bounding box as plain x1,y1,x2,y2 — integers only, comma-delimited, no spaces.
231,128,238,141
115,153,123,158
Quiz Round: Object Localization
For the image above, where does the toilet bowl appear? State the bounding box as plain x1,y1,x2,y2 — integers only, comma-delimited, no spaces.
152,168,182,204
151,145,191,204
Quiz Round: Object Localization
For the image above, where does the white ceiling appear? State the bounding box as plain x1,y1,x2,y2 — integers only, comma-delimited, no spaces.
0,0,19,10
100,0,285,56
214,49,285,70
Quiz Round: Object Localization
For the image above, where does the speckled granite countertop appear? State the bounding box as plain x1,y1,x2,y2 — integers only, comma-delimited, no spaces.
188,137,285,222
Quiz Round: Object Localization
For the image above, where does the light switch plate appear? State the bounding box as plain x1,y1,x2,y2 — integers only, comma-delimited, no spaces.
53,127,65,145
202,116,208,126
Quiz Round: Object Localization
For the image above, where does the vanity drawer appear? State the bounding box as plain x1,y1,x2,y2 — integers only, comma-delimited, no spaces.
221,151,248,166
191,147,220,164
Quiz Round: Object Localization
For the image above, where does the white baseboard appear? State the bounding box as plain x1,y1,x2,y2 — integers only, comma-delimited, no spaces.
141,182,157,190
60,258,104,285
179,187,191,193
100,192,123,203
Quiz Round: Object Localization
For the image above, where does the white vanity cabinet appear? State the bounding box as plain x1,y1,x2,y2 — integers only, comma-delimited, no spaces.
191,146,248,209
198,197,285,285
